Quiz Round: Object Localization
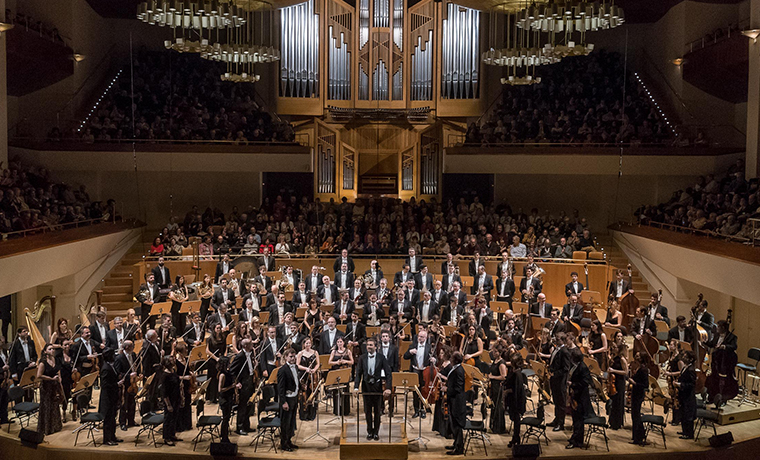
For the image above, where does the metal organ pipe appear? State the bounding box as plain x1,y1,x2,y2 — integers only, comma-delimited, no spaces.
280,0,319,98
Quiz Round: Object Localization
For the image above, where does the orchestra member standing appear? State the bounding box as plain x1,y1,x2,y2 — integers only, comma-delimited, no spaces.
548,332,570,431
404,330,433,419
160,356,182,446
217,357,236,444
676,351,697,440
115,340,138,431
505,352,527,448
629,352,650,446
231,339,256,435
445,351,466,456
353,338,392,440
566,348,593,449
607,343,629,430
99,348,121,445
278,348,300,452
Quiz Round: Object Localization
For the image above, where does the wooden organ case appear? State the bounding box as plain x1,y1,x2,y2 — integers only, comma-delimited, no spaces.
275,0,486,200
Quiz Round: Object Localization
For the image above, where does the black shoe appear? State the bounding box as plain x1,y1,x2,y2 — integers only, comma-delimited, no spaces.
120,425,128,431
677,431,684,435
114,438,124,443
679,435,694,440
290,444,299,449
367,434,373,440
235,430,248,436
282,446,294,452
553,425,563,432
412,411,420,418
547,420,557,427
446,450,464,455
446,444,455,450
104,441,118,446
421,411,426,419
373,434,379,440
172,437,182,442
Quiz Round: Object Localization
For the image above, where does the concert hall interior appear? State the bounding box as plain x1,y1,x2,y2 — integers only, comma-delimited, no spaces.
3,0,760,459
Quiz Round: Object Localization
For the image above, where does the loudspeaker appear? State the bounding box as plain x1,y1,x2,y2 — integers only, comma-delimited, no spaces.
513,443,540,458
19,428,45,446
210,442,238,456
709,432,734,448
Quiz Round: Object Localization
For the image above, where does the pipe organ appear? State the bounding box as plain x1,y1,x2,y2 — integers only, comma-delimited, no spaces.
409,1,435,101
441,3,479,99
280,0,320,97
328,1,353,100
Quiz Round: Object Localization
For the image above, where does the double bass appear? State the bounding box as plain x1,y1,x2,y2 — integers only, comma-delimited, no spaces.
705,309,739,406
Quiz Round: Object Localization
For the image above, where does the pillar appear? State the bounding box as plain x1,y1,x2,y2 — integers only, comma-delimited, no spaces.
0,0,8,166
746,0,760,179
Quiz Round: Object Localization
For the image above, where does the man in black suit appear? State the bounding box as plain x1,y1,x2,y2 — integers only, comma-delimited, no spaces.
646,293,670,326
363,294,385,325
333,248,355,274
276,313,296,340
259,326,281,408
404,248,423,274
442,297,464,327
105,316,130,351
448,282,467,308
567,348,593,449
277,348,300,451
472,264,494,298
440,253,455,275
468,252,486,277
0,336,10,423
545,309,565,337
416,290,439,325
474,299,494,334
531,293,552,319
114,340,138,430
548,332,571,431
394,264,414,287
353,338,392,440
667,316,694,343
431,280,448,309
292,281,312,307
304,266,324,293
238,298,259,324
141,330,162,409
253,266,273,293
520,267,542,302
212,277,236,314
207,303,234,336
137,273,160,333
90,310,110,347
8,326,37,381
565,271,584,297
268,292,293,326
415,265,434,292
404,330,433,418
403,279,421,306
630,306,657,339
495,272,515,306
333,290,355,324
446,352,467,455
378,331,398,416
561,295,584,324
317,275,339,306
215,254,233,284
260,247,276,272
151,257,172,289
287,322,305,353
99,348,122,445
707,320,737,352
501,318,523,349
183,312,206,347
345,312,366,355
318,316,344,355
75,327,104,375
441,264,461,292
231,338,257,435
695,300,714,336
389,289,413,323
348,278,366,306
608,269,631,300
334,262,355,291
375,278,392,306
363,260,384,288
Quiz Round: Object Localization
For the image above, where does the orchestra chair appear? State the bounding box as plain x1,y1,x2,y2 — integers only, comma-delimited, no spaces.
736,347,760,406
192,400,222,451
520,402,549,451
572,251,587,261
74,393,103,447
134,400,164,448
588,252,604,261
582,415,610,451
463,418,488,456
7,386,39,431
641,414,667,449
250,407,281,453
694,409,719,441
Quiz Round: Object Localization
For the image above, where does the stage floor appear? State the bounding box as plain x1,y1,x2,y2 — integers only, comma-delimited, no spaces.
2,392,758,459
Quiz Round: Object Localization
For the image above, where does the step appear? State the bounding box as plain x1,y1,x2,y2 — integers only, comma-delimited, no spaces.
102,292,133,302
102,285,133,295
104,277,133,287
102,301,134,311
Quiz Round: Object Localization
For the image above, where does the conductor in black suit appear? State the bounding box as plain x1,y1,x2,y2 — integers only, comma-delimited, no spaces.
446,352,467,455
333,249,355,274
277,348,300,451
353,338,392,440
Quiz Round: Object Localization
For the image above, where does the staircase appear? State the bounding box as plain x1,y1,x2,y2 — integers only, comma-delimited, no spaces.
100,241,147,319
596,235,652,305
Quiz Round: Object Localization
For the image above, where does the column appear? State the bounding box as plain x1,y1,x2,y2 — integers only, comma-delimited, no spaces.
0,0,8,166
746,0,760,179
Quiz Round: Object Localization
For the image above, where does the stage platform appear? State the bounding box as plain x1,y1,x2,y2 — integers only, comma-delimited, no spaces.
340,422,407,460
713,399,760,426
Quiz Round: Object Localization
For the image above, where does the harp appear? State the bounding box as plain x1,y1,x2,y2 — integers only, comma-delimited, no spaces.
24,295,56,358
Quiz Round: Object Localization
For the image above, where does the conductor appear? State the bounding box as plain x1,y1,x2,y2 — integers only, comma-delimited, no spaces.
353,338,392,440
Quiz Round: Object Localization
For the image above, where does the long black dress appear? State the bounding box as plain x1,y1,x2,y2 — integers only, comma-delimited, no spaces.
678,366,697,439
58,353,74,416
589,334,605,368
298,353,319,421
175,359,193,432
206,336,226,403
161,371,181,441
37,360,63,435
218,369,235,443
505,368,527,444
608,355,627,430
631,365,649,444
331,350,352,415
488,360,507,434
433,363,452,438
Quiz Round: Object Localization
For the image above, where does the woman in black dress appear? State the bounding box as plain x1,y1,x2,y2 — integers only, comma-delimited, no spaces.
328,337,353,415
50,318,72,358
462,325,484,402
604,301,623,329
36,343,63,435
432,346,452,438
199,274,214,322
488,348,507,434
205,323,227,403
217,357,236,443
160,356,182,446
174,343,194,433
588,320,608,369
663,339,683,426
296,337,320,421
505,352,527,447
628,352,649,446
169,275,189,333
59,340,75,422
607,343,628,430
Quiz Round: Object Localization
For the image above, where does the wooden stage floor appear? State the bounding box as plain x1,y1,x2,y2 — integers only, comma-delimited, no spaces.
1,392,758,460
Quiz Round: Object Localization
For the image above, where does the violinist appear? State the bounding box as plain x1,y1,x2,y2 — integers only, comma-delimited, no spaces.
124,309,141,341
404,329,434,419
345,311,366,357
99,348,121,445
387,315,406,345
208,303,234,338
230,338,256,436
500,318,523,350
205,323,227,404
378,331,399,416
296,337,320,421
675,351,697,439
216,357,236,444
276,312,295,342
303,299,323,342
547,332,570,432
105,316,130,352
432,346,452,437
375,278,392,306
115,340,138,431
612,329,626,348
353,338,392,441
142,330,162,408
249,316,264,350
75,327,103,378
175,343,195,433
607,343,628,430
160,356,182,446
442,296,463,328
158,314,177,356
604,301,623,329
630,306,656,340
629,352,650,446
59,340,74,422
333,290,355,325
473,296,493,335
566,348,592,450
587,320,608,368
183,312,205,348
545,309,565,337
487,347,508,434
667,316,694,344
662,339,683,426
349,278,367,306
505,352,527,447
565,272,584,297
537,327,553,363
329,336,353,415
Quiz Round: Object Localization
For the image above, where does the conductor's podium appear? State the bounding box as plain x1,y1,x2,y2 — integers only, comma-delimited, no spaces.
340,420,408,460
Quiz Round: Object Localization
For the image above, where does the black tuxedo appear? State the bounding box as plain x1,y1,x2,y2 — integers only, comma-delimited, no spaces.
472,273,494,297
332,300,356,324
317,284,339,305
345,321,367,351
404,256,424,273
114,350,138,427
647,305,670,326
304,273,323,293
430,289,448,308
138,282,161,331
252,275,273,292
440,261,455,275
404,340,433,412
667,326,694,344
212,288,236,312
268,301,294,325
291,290,311,306
608,278,631,299
630,316,657,337
260,338,282,376
468,258,485,277
416,300,439,324
561,303,584,324
531,302,553,319
442,304,464,326
74,338,103,374
238,308,259,324
242,292,264,311
696,311,715,334
448,289,467,307
545,319,565,336
393,270,414,286
707,331,738,351
374,287,392,305
354,352,392,436
230,350,257,432
277,362,299,448
89,321,110,346
362,302,386,324
447,365,466,453
260,255,276,272
214,261,232,284
519,277,542,301
378,343,399,372
565,281,584,296
151,264,172,288
183,322,206,347
495,277,516,303
317,328,345,355
333,256,355,273
389,299,413,321
334,271,355,290
8,338,37,378
363,269,384,287
502,329,523,349
207,312,234,332
105,327,132,351
99,361,120,443
348,287,366,305
415,272,435,291
403,287,421,306
441,273,462,292
548,345,572,427
475,308,494,332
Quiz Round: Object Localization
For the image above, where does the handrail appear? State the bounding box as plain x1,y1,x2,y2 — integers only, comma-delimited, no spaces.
448,136,683,149
684,18,750,55
616,220,752,245
1,215,120,240
640,50,695,123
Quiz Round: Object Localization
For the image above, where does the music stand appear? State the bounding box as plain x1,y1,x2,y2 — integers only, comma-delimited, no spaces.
259,311,270,325
491,301,511,332
189,345,208,364
324,368,352,425
336,324,347,334
580,290,602,305
303,380,329,444
181,300,201,315
295,308,306,320
149,301,171,318
18,367,38,389
392,371,418,429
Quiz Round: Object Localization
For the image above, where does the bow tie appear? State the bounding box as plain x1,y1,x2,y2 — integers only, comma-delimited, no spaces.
368,354,375,359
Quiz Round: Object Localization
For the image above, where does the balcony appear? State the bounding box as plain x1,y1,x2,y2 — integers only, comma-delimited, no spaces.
6,24,74,96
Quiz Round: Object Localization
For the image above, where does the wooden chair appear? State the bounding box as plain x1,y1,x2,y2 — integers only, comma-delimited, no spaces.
572,251,587,261
588,252,605,261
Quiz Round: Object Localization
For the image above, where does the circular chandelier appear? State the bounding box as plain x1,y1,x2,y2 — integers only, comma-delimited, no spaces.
515,1,625,33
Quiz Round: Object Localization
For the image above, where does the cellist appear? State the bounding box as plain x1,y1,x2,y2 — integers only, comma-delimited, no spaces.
403,329,434,419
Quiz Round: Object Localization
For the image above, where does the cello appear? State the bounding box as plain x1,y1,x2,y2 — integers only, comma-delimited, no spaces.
618,265,639,332
705,310,739,407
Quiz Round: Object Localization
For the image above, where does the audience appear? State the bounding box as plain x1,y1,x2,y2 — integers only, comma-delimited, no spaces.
153,196,596,258
466,51,672,146
51,51,295,144
0,157,116,236
636,159,760,240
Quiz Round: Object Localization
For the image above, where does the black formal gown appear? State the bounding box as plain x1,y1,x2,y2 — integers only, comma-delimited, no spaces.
206,337,226,403
488,360,507,434
37,360,63,435
298,353,319,421
175,359,193,432
331,350,352,415
161,371,181,441
608,356,626,430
